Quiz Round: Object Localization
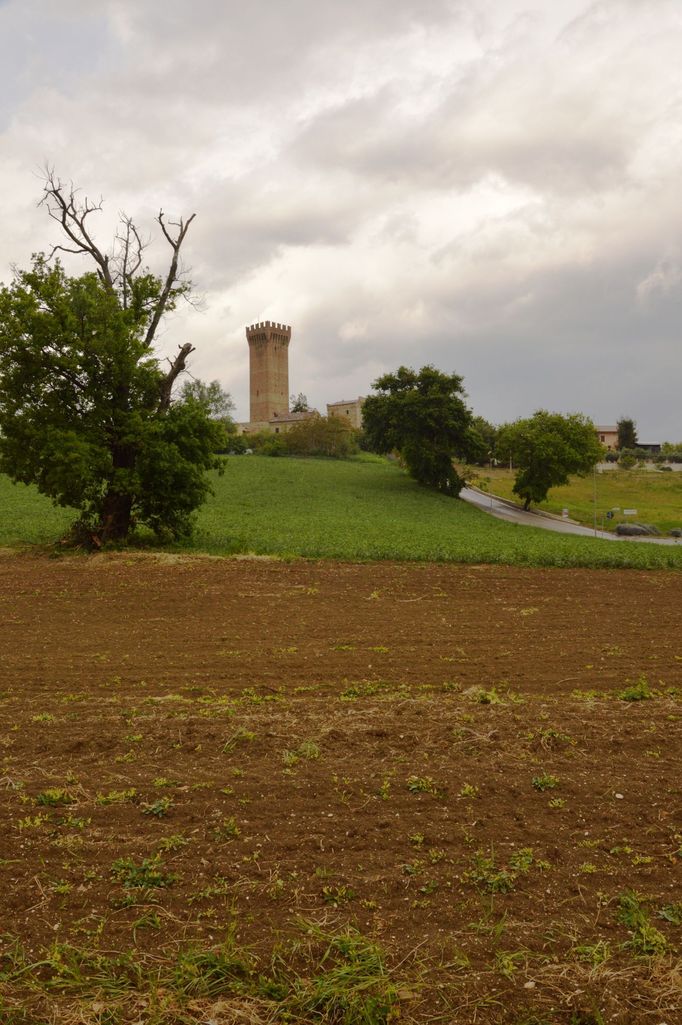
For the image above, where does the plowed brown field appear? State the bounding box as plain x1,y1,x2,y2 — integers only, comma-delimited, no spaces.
0,554,680,1024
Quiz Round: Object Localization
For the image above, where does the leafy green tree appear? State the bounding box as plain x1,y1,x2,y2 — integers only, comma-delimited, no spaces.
617,417,638,450
661,441,682,463
467,416,499,465
0,174,223,545
289,392,310,413
179,379,235,421
497,411,603,509
179,379,237,452
362,365,474,496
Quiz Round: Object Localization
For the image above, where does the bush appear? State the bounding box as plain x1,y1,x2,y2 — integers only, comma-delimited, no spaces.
226,433,249,455
284,416,360,458
633,447,655,462
243,422,359,459
244,431,281,454
259,436,288,457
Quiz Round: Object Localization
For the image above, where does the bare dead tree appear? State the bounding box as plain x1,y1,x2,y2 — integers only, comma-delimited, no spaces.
39,168,196,349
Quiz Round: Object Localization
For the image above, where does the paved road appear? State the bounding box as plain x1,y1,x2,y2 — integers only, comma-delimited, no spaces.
460,487,682,545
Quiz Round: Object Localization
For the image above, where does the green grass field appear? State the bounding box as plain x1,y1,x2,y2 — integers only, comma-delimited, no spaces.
3,455,680,569
0,478,74,545
477,467,682,533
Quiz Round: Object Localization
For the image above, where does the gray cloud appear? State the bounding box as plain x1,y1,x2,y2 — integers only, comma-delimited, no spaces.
1,0,681,438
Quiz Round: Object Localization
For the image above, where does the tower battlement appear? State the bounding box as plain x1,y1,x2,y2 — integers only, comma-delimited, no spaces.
246,321,292,338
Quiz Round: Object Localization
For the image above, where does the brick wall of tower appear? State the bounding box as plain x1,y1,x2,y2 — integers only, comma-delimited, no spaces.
246,321,291,423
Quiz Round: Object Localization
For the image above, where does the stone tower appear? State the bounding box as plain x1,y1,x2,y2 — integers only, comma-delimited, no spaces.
246,321,291,423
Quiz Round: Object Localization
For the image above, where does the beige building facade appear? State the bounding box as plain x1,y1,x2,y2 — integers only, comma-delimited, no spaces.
242,411,313,435
595,425,618,450
326,398,365,430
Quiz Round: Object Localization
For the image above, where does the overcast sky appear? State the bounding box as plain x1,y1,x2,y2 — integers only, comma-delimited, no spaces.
1,0,681,438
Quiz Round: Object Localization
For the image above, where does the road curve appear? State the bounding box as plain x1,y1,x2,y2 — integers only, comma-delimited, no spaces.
460,487,681,545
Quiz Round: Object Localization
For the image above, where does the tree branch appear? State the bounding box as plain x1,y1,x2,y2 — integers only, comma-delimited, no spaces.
144,210,196,347
115,216,146,309
39,168,114,290
158,342,195,412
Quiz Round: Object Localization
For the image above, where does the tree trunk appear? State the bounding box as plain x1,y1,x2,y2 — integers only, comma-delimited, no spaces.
98,490,133,543
97,438,136,543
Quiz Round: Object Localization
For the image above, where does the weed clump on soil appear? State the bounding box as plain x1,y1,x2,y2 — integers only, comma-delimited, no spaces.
0,924,402,1025
462,847,546,893
35,787,75,807
618,675,653,701
531,773,560,792
659,902,682,925
617,892,668,955
141,796,173,818
111,856,176,889
406,775,444,797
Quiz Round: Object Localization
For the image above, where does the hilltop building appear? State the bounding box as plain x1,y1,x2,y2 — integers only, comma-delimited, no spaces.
327,398,365,429
594,426,660,454
238,320,365,434
595,425,618,450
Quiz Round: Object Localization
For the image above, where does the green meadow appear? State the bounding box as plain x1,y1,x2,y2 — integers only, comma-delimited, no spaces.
2,455,681,569
0,478,74,546
480,467,682,534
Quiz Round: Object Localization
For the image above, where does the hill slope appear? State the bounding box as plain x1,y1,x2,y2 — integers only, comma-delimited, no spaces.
193,456,682,569
2,456,681,569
